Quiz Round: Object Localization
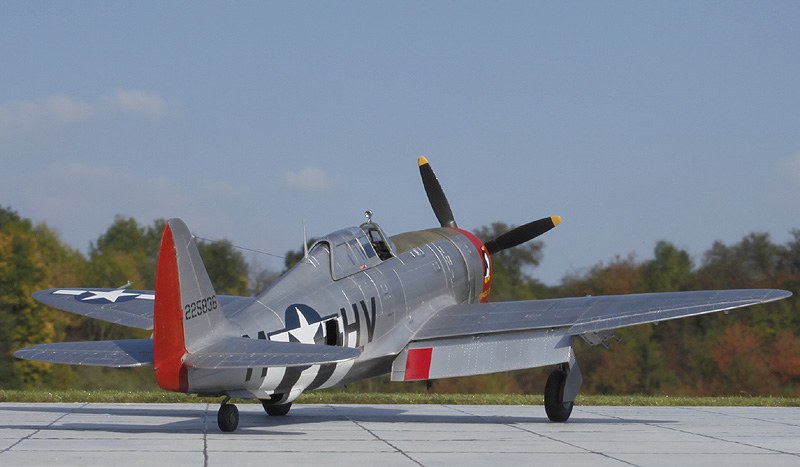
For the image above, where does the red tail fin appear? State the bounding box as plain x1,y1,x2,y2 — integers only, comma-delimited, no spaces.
153,222,188,392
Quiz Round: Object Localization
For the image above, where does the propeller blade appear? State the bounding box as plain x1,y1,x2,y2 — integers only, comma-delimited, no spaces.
484,216,562,255
418,156,457,228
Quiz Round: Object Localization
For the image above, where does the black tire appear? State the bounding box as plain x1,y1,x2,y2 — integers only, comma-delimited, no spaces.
262,401,292,416
544,369,573,422
218,404,239,432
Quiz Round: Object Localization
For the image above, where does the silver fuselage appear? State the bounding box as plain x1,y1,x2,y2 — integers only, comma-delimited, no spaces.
186,225,489,401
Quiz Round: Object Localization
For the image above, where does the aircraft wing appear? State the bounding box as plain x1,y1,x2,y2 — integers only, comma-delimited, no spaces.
392,289,791,382
413,289,791,341
184,338,362,369
32,288,257,330
13,339,154,367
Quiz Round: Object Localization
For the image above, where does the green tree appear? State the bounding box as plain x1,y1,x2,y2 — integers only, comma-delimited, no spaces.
561,254,644,296
249,261,280,295
697,233,783,289
84,217,252,295
283,238,318,272
76,216,161,342
643,241,693,292
0,207,84,388
85,216,159,290
197,240,250,296
577,325,670,395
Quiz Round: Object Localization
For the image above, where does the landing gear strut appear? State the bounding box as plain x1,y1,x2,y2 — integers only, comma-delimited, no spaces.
218,396,239,432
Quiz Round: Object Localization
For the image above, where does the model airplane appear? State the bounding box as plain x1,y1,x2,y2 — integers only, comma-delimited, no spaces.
15,157,791,431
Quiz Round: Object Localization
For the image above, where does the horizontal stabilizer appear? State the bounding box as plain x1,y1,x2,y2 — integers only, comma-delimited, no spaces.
184,337,361,369
32,288,257,330
14,339,154,367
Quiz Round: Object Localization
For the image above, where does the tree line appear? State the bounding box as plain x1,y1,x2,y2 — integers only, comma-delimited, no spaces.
1,207,798,396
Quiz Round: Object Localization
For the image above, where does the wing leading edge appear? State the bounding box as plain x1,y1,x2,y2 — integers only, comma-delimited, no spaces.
412,289,792,341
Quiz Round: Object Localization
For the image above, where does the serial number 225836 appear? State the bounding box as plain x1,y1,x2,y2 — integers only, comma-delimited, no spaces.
184,295,217,320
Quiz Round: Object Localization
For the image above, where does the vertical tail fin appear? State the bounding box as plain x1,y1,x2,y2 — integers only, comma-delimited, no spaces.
153,218,221,392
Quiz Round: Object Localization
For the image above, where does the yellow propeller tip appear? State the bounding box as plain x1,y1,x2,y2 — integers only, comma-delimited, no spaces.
552,216,562,226
418,156,429,166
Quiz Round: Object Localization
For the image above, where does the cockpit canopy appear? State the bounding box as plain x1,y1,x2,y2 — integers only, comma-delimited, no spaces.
308,222,395,280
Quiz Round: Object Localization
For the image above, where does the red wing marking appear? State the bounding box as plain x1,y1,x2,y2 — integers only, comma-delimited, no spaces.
404,347,433,380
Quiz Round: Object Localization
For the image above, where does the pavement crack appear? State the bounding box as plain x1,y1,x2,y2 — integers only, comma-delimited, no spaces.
686,406,800,428
448,405,640,467
580,406,800,459
330,404,426,467
202,403,210,467
0,402,87,455
664,407,800,458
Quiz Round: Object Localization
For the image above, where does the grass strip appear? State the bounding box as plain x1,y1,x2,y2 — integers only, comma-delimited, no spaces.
0,390,798,407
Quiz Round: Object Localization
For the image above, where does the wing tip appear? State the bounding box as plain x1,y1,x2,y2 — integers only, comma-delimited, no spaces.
769,289,793,301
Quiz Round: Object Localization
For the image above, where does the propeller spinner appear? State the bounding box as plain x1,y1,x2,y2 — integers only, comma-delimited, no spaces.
418,156,561,254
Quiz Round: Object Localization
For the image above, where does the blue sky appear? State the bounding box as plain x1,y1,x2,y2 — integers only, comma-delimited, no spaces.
2,1,799,285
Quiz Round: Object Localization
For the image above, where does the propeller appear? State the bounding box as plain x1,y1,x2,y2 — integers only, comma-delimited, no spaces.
418,156,561,254
418,156,457,228
483,216,561,255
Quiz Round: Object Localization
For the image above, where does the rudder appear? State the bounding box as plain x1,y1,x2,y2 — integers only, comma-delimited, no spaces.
153,218,222,392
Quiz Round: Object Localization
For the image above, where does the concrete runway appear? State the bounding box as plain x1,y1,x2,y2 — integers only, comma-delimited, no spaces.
0,403,798,466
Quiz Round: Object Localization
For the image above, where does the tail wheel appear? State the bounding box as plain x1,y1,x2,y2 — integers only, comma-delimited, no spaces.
262,401,292,416
218,403,239,432
544,368,573,422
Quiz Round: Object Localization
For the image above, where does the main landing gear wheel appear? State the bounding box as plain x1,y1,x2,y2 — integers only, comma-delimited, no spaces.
544,368,573,422
262,400,292,416
218,399,239,432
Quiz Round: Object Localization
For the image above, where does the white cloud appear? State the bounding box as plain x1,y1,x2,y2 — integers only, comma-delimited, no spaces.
27,162,191,217
0,94,95,131
284,167,334,193
109,89,165,116
0,89,166,140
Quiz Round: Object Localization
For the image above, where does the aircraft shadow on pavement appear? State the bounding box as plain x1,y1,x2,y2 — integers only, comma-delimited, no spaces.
0,404,675,434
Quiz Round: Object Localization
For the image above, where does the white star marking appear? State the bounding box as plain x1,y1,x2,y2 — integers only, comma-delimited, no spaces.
80,290,139,303
288,307,321,344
